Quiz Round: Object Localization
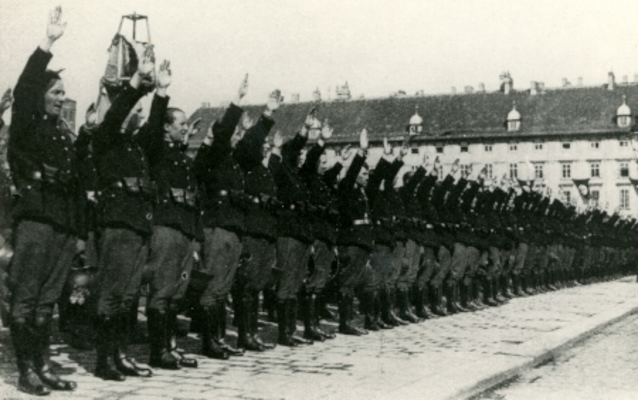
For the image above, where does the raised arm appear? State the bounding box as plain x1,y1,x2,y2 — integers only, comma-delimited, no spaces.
234,90,281,170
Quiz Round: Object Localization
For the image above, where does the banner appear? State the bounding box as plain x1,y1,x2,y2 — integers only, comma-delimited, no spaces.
572,178,590,199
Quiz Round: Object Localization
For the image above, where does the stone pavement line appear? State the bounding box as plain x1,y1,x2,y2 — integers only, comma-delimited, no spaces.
1,277,638,400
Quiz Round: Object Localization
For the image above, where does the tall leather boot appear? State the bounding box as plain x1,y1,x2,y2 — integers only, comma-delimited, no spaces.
471,279,486,309
250,292,276,349
431,284,449,316
523,274,535,295
288,298,313,345
317,290,337,321
460,282,478,311
373,290,392,329
445,283,459,314
94,316,126,381
398,288,422,322
201,306,230,359
302,292,326,341
512,274,525,297
453,282,470,312
167,307,197,368
311,292,336,339
364,291,380,331
217,302,244,356
494,278,508,304
337,293,367,335
277,300,297,346
12,317,52,395
383,289,408,326
264,289,278,322
483,279,499,307
502,274,515,299
413,286,425,318
147,309,179,370
113,313,153,377
33,314,77,391
421,285,439,318
237,292,264,351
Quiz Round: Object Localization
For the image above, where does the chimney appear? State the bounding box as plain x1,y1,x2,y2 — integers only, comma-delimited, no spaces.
477,82,485,92
290,93,300,103
634,74,638,84
500,72,513,94
608,72,615,90
530,81,538,95
451,86,457,95
538,82,545,92
577,77,583,87
312,87,322,102
201,102,210,108
464,85,474,94
623,75,629,85
562,78,571,88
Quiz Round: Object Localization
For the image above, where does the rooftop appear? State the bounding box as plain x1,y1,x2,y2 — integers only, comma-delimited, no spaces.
188,84,638,148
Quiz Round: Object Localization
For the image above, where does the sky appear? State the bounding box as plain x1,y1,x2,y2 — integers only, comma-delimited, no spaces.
2,0,638,124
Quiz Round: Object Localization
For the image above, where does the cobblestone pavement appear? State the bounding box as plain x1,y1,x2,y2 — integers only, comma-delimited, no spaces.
1,277,638,400
475,304,638,400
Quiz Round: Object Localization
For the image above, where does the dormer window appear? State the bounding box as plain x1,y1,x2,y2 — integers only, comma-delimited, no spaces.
507,102,521,132
617,95,632,128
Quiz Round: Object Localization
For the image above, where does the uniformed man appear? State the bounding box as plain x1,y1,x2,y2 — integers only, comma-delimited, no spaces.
143,63,200,370
231,92,279,351
335,129,371,335
91,47,162,381
7,7,80,394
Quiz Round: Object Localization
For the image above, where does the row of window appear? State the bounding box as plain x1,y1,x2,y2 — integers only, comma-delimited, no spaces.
459,162,632,180
434,140,630,154
558,190,630,210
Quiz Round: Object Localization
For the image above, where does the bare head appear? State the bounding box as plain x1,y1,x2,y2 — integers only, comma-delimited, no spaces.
44,71,65,117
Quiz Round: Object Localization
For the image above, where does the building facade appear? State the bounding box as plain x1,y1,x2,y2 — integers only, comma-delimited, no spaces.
189,74,638,216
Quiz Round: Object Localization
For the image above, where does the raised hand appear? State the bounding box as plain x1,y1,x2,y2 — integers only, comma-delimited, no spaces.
400,137,410,158
156,60,172,89
451,159,460,174
0,89,13,114
85,102,97,127
465,163,473,178
138,46,155,77
47,6,67,42
383,137,392,155
320,119,333,140
340,144,353,162
266,89,283,114
360,128,369,150
239,74,249,99
272,131,284,149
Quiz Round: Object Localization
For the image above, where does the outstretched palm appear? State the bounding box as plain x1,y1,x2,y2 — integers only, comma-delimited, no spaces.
156,60,172,89
47,6,67,41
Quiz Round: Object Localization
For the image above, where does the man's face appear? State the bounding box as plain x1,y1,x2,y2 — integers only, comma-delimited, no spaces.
230,126,245,149
317,153,329,175
165,111,188,142
356,167,369,187
261,143,271,159
44,79,66,117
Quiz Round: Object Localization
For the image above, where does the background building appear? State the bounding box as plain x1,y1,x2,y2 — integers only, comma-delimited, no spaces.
189,73,638,216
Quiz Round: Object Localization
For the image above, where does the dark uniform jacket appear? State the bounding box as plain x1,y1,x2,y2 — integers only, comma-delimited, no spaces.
92,86,164,235
8,47,84,235
415,173,443,248
151,137,202,240
235,115,276,239
269,133,313,243
194,103,246,232
74,124,100,232
300,143,341,245
337,154,373,250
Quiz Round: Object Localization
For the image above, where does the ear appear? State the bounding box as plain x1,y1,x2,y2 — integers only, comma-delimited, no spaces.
164,122,171,132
